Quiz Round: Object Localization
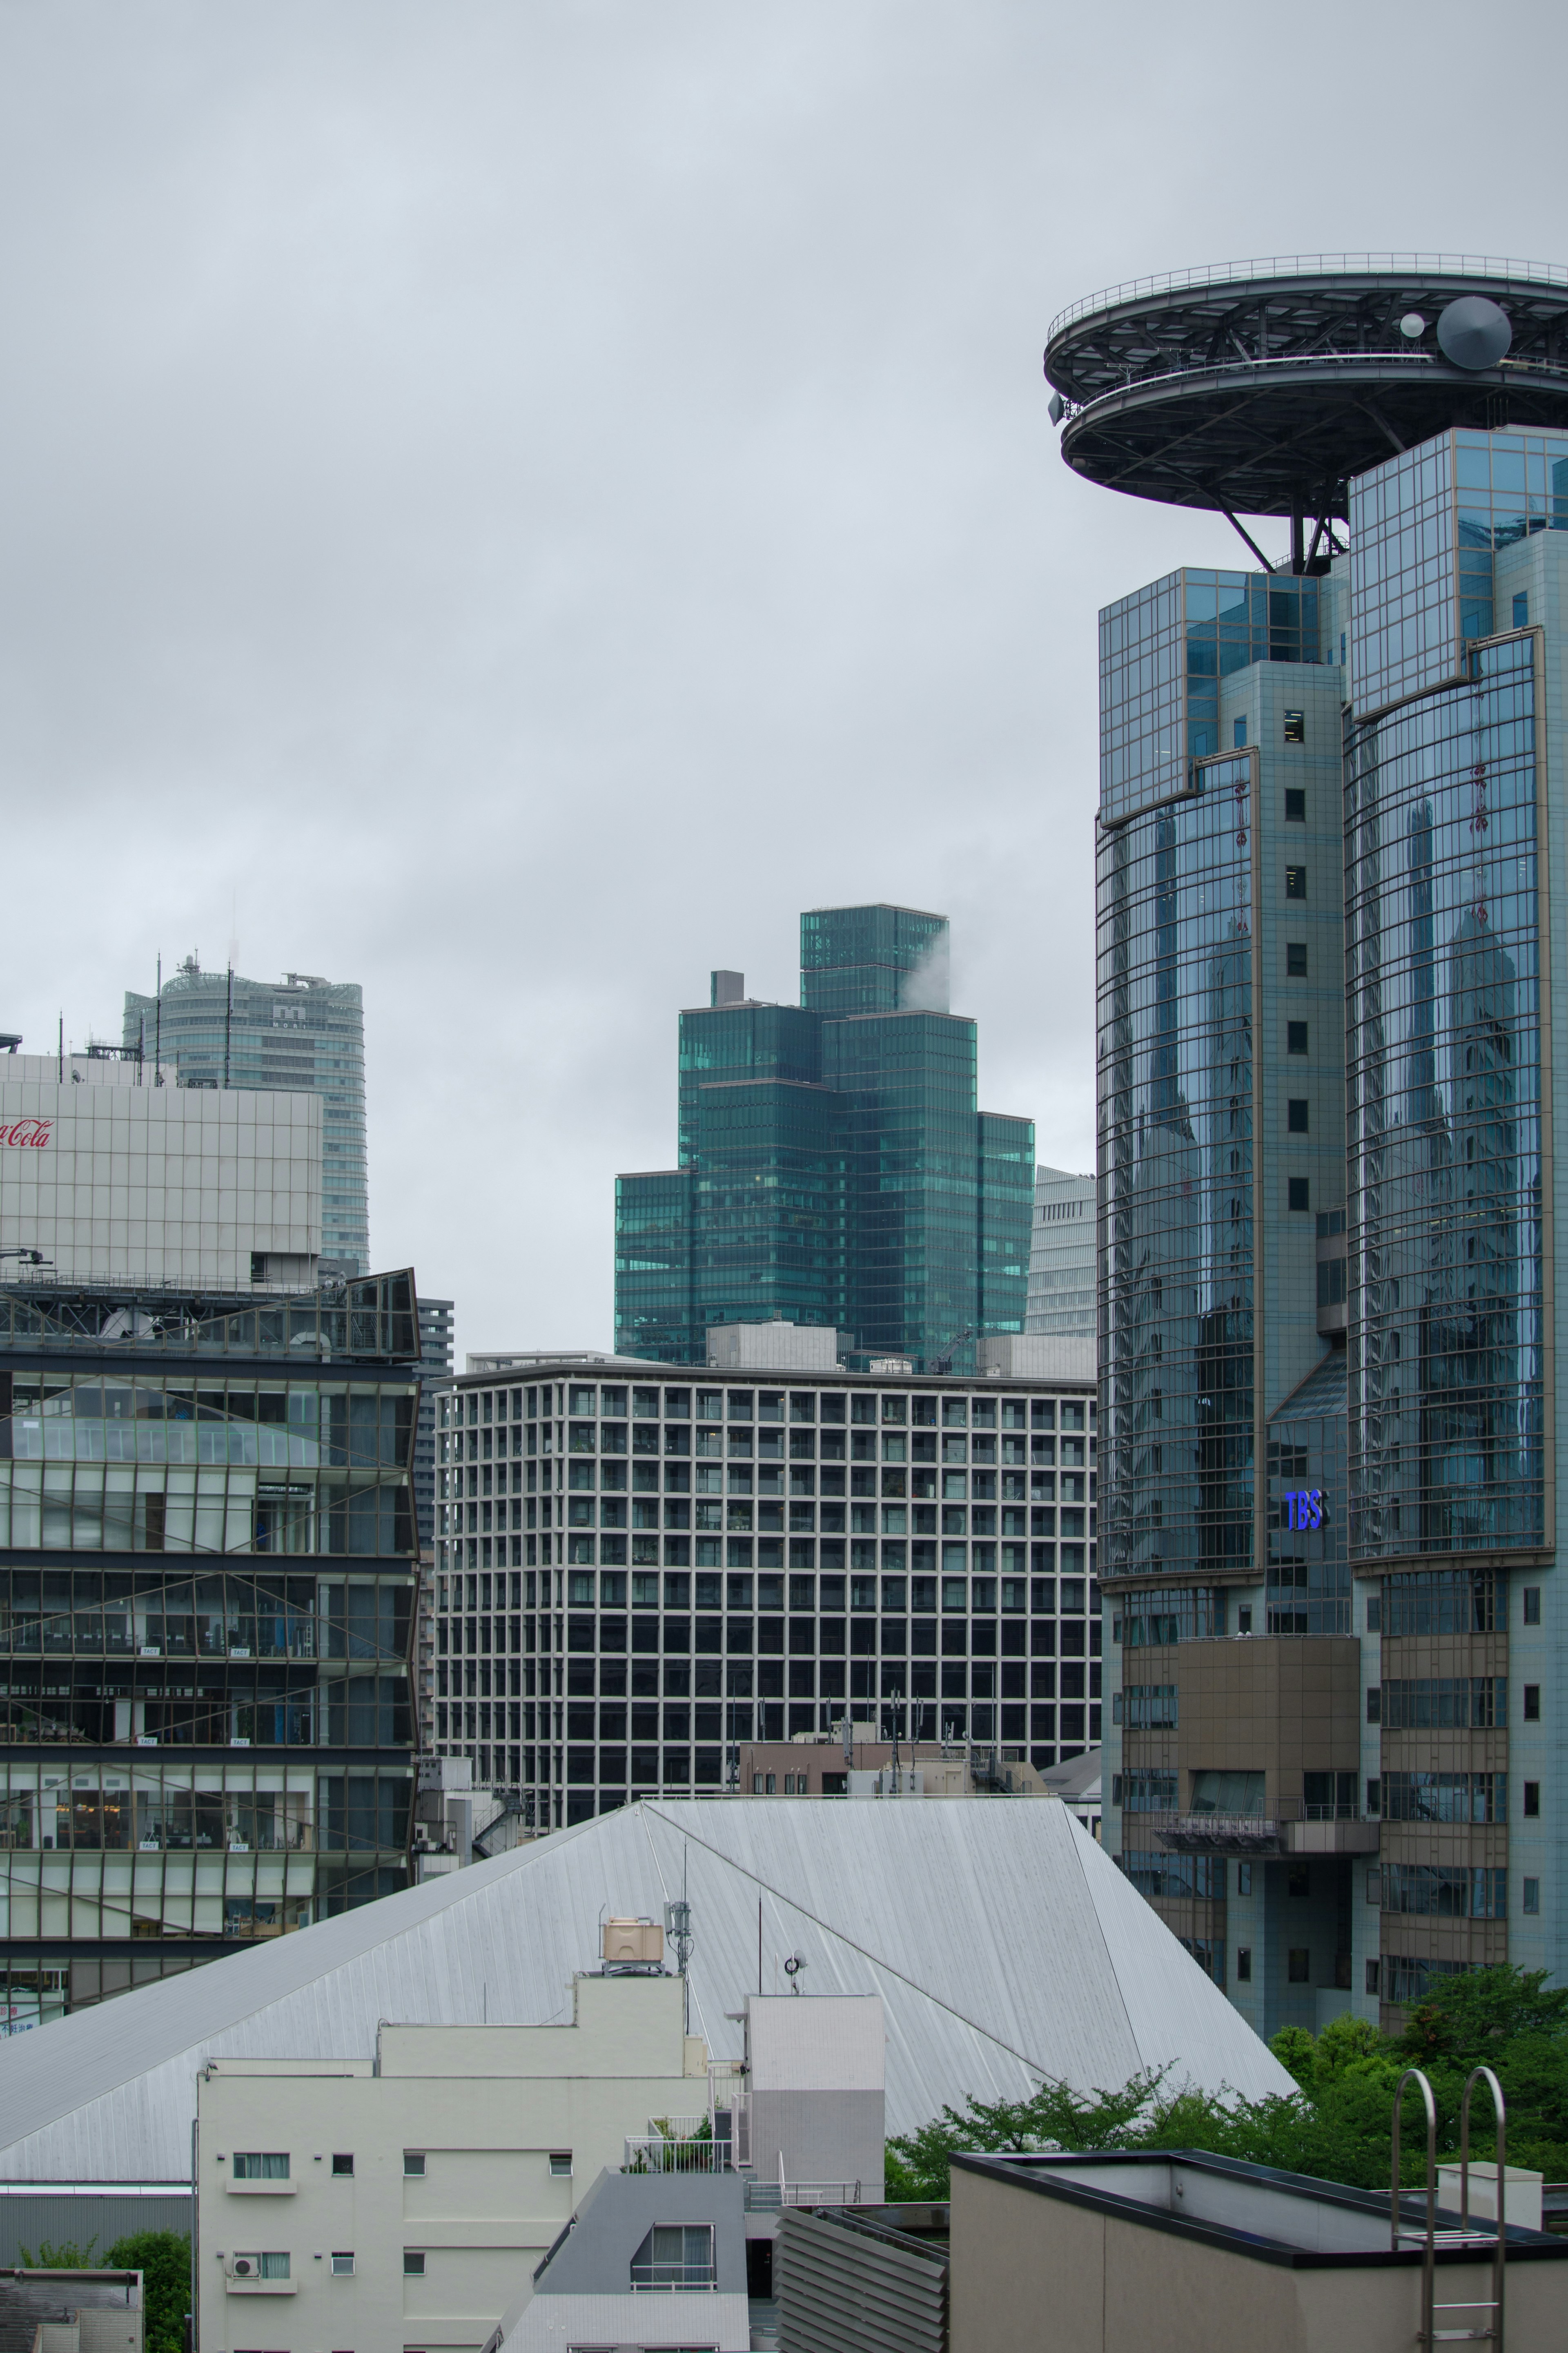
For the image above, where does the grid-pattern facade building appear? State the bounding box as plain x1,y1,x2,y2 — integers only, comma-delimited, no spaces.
1026,1167,1096,1340
0,1269,421,2032
123,962,369,1272
615,906,1034,1372
432,1356,1097,1828
0,1055,321,1290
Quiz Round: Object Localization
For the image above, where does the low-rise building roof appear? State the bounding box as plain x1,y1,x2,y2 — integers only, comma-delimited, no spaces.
0,1799,1292,2183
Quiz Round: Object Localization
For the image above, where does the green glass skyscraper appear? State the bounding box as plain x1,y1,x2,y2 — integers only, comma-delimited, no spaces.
615,905,1034,1369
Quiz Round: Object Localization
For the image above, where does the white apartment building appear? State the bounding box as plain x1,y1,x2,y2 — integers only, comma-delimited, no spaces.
0,1053,320,1289
1024,1166,1096,1341
196,1969,708,2353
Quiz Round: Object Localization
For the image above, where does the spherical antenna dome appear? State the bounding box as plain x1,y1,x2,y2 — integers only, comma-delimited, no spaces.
1436,295,1512,371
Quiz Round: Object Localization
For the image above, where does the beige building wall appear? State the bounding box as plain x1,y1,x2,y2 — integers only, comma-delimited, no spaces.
948,2166,1561,2353
197,1973,708,2353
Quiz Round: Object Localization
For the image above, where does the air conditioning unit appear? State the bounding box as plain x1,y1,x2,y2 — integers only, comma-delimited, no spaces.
226,2253,258,2278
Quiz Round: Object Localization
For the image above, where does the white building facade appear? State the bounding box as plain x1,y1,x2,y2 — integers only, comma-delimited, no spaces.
1025,1167,1096,1341
0,1055,320,1290
197,1972,707,2353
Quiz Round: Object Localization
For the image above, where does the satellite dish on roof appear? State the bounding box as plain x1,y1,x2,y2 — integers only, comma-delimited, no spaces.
1436,296,1512,372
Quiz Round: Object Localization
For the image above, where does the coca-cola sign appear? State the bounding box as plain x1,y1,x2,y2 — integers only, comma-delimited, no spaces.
0,1120,52,1149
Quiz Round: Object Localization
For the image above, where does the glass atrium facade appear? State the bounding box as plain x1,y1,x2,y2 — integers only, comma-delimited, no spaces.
1100,426,1568,2034
0,1271,420,2030
123,961,369,1272
434,1361,1097,1826
615,906,1034,1370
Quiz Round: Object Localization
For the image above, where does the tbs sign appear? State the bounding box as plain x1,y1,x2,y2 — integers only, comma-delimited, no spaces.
1283,1488,1325,1530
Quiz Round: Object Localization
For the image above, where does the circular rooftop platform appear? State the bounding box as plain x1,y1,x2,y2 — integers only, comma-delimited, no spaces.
1044,255,1568,517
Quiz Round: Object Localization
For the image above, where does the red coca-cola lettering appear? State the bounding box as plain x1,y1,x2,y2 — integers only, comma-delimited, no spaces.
0,1120,52,1148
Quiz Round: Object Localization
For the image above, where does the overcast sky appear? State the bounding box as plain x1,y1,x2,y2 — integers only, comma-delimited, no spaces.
4,1,1567,1362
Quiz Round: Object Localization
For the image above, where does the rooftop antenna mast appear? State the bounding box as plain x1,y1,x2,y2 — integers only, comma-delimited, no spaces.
154,955,163,1086
223,965,234,1090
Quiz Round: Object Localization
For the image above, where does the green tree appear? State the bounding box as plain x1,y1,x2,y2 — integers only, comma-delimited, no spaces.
18,2237,97,2268
884,1966,1568,2203
104,2229,190,2353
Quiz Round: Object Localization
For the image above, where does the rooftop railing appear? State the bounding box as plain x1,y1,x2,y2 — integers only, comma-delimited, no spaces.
1048,254,1568,342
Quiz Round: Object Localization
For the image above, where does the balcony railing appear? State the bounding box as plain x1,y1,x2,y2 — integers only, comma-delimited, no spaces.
1160,1815,1281,1853
624,2134,729,2175
629,2264,717,2291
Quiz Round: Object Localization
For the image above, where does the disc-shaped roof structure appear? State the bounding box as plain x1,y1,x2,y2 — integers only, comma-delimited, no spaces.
0,1799,1291,2182
1045,254,1568,519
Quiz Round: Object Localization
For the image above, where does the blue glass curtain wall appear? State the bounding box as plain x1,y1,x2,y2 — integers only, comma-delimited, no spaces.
1345,634,1545,1561
1099,752,1257,1579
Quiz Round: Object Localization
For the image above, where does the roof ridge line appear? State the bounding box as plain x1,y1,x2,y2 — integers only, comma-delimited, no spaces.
641,1802,1074,2089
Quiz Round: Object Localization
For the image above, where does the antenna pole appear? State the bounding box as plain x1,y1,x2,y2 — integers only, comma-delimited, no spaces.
57,1014,62,1084
224,965,233,1089
155,956,163,1085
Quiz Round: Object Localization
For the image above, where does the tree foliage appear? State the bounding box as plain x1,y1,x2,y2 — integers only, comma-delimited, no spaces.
104,2230,191,2353
884,1967,1568,2201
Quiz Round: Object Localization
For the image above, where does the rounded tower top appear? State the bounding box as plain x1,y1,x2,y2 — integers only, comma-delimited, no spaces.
1045,254,1568,519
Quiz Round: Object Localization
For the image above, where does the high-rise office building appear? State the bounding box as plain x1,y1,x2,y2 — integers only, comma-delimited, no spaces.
615,905,1034,1372
0,1267,421,2030
123,961,368,1272
1026,1167,1097,1341
1045,257,1568,2031
431,1343,1095,1828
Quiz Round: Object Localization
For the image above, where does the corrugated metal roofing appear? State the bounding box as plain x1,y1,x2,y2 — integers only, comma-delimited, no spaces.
0,1800,1292,2182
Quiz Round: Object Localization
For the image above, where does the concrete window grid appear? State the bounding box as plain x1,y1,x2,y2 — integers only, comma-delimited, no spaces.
432,1374,1099,1820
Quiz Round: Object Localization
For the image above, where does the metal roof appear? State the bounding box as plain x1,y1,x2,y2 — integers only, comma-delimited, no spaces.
0,1800,1292,2182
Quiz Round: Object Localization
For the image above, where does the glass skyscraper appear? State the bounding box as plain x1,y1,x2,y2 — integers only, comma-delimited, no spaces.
123,961,369,1272
615,905,1034,1372
1046,257,1568,2032
0,1269,421,2031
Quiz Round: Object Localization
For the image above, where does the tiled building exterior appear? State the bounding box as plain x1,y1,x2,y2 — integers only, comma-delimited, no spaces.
432,1354,1097,1827
0,1053,321,1290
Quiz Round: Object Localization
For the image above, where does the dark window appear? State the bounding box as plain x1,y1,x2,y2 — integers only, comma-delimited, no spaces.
1525,1878,1541,1914
1233,718,1247,748
1284,709,1305,744
1285,866,1307,899
1287,1948,1310,1982
1524,1586,1541,1625
1288,1178,1310,1212
1365,1958,1381,1996
1236,1947,1252,1983
1525,1782,1541,1817
404,2251,425,2276
332,2154,354,2177
1287,1022,1308,1055
1367,1687,1381,1723
1286,942,1308,977
1525,1684,1541,1721
1287,1100,1309,1133
1287,1862,1310,1899
1284,787,1306,821
1514,591,1530,628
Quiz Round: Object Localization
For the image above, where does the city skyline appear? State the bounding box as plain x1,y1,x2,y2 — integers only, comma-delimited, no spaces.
10,8,1540,1360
